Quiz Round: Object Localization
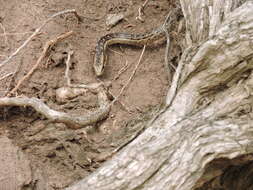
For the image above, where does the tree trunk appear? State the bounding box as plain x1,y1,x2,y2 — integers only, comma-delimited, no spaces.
66,0,253,189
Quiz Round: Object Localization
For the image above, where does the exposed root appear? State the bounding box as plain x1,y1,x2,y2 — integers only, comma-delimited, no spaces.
1,41,112,129
0,90,110,129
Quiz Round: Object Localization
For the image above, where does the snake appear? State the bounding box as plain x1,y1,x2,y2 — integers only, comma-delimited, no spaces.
93,16,172,76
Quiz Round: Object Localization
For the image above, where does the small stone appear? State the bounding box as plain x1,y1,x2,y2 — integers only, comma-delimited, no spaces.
106,13,124,29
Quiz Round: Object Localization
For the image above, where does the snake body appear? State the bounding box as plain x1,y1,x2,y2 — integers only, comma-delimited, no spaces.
93,24,168,76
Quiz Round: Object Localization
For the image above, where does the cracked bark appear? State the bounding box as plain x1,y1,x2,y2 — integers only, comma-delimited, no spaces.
66,1,253,190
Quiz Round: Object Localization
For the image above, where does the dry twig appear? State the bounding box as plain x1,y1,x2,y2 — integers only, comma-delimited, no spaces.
113,60,129,80
65,50,74,86
166,47,191,106
0,72,13,82
0,9,80,68
107,48,131,81
107,90,132,113
3,58,24,96
0,23,8,44
111,45,146,105
0,32,34,36
7,31,73,96
136,0,149,22
163,11,176,81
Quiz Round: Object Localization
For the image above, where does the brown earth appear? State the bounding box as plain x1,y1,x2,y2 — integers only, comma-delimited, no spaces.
0,0,183,189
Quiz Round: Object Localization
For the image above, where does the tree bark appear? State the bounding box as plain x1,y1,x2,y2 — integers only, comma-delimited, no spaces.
66,1,253,189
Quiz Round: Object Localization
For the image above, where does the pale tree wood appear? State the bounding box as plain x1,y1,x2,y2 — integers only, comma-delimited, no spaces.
180,0,247,45
66,1,253,190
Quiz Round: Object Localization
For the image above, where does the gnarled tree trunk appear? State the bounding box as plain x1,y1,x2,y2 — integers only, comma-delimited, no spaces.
66,0,253,189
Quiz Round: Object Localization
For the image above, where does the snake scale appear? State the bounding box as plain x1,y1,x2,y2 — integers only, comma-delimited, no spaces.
93,16,172,76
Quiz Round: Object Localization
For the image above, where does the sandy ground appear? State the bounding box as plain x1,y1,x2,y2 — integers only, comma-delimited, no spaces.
0,0,183,189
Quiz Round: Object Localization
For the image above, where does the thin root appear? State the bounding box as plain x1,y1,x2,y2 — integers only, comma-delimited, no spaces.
7,31,73,96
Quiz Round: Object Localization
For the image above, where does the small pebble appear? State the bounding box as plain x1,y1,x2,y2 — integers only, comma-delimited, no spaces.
106,13,124,29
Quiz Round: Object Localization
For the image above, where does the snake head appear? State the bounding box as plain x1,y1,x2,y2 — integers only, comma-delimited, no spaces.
93,44,107,77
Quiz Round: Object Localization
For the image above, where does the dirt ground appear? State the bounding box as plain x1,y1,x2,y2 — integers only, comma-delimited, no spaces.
0,0,183,189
